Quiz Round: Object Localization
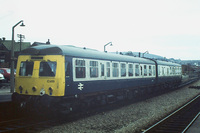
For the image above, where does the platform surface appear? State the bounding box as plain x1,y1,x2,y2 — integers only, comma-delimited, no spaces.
0,83,12,102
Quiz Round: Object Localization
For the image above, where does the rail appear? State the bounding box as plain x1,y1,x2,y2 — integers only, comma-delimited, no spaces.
182,112,200,132
0,116,56,133
142,95,200,133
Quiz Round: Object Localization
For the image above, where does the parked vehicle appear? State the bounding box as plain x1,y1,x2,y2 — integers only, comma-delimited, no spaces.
0,68,15,82
0,73,5,83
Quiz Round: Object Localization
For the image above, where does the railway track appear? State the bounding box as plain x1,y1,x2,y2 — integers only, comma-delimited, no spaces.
0,116,59,133
178,78,199,88
142,94,200,133
0,78,198,133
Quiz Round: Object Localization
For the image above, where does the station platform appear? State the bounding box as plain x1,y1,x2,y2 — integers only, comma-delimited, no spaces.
186,113,200,133
0,84,12,102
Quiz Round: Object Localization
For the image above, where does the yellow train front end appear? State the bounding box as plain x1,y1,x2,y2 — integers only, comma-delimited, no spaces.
12,55,65,113
15,55,65,96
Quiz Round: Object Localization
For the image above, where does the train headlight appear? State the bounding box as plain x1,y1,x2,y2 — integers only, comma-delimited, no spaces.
32,86,37,92
40,88,45,96
49,87,53,95
19,86,23,93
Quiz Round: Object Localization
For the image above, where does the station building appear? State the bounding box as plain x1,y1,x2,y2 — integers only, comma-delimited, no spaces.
0,37,31,68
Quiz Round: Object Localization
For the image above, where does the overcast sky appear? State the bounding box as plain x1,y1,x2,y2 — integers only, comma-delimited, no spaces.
1,0,200,60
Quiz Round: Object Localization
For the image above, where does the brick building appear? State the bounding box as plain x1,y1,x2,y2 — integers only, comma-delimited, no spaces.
0,38,31,68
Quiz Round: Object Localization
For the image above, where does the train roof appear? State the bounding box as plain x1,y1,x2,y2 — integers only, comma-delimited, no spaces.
20,45,180,66
21,45,154,64
156,60,181,66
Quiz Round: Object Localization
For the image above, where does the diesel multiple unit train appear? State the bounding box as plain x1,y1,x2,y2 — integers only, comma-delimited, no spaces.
12,45,182,113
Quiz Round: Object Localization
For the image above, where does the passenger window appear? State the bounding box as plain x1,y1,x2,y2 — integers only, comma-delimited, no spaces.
153,66,156,76
75,60,86,78
121,63,126,77
158,66,161,76
135,65,139,76
167,68,169,75
90,61,98,78
128,64,133,77
101,63,104,77
19,61,34,76
149,66,152,76
65,61,70,77
170,67,172,75
112,63,119,77
144,65,147,76
39,61,57,77
106,62,110,77
171,67,173,75
162,67,164,76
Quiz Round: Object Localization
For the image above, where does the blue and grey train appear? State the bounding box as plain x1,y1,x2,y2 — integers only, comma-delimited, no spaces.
12,45,182,113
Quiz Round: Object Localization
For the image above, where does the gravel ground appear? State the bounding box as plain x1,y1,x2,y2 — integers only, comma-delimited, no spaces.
40,80,200,133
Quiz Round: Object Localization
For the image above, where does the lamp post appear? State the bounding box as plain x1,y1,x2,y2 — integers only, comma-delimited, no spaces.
104,42,112,52
142,51,149,57
10,20,25,93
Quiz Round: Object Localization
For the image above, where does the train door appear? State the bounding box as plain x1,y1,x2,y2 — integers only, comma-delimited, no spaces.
65,57,72,92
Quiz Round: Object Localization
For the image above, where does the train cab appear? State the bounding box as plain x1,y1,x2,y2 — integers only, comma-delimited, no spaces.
15,55,65,97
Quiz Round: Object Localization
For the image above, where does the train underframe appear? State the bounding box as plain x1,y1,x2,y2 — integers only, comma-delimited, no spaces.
11,79,181,116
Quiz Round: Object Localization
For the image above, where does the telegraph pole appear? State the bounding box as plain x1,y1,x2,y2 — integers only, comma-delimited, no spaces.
17,34,25,51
